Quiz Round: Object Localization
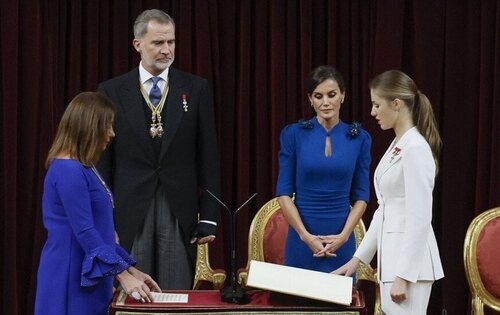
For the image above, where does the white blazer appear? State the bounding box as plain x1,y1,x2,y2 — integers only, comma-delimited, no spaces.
355,127,444,283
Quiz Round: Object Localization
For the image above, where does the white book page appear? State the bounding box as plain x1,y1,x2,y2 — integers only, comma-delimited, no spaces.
151,292,189,303
247,260,353,306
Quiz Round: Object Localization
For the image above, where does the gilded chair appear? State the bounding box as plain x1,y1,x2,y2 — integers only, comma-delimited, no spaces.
464,207,500,314
192,243,227,290
238,197,381,314
354,219,382,315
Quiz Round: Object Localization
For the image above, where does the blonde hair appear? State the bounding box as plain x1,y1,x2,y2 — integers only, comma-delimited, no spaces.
370,70,442,172
46,92,116,167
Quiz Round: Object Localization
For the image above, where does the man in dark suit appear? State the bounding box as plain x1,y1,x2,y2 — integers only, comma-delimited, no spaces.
97,9,220,289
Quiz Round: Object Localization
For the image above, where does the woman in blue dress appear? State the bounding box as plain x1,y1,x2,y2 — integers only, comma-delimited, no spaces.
276,66,371,274
35,92,161,315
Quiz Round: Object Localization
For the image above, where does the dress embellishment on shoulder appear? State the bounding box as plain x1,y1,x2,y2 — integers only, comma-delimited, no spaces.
347,122,362,138
298,119,313,129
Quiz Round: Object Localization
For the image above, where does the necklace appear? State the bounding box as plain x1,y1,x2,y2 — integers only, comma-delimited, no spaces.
139,78,170,138
90,165,114,208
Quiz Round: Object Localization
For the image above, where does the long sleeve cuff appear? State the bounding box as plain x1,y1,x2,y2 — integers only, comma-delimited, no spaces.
80,244,136,287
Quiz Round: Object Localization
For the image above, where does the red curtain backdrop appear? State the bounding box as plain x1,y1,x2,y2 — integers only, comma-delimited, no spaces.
1,1,499,314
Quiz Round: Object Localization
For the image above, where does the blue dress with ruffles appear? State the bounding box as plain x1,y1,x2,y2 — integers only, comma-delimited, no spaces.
35,159,135,315
276,117,371,274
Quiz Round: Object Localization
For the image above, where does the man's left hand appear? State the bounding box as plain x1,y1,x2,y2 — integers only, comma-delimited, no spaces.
190,222,216,244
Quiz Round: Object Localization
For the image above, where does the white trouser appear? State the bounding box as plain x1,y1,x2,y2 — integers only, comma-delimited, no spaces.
380,280,433,315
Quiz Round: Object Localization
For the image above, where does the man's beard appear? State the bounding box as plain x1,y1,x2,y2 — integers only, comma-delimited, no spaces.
156,58,174,70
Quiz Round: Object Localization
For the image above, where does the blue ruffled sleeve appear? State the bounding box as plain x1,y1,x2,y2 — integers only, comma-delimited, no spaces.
276,124,297,196
350,129,372,203
81,244,136,287
52,162,136,287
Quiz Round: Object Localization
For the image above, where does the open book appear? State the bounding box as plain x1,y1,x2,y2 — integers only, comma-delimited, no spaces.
246,260,353,306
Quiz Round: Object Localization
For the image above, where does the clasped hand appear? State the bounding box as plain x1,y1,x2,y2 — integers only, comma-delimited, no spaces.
303,233,347,257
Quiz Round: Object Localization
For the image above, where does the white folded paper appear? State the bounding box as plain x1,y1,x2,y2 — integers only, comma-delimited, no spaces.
246,260,353,306
151,292,189,303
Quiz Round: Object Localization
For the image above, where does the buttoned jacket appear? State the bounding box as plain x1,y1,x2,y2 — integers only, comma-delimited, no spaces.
97,67,220,254
355,127,444,283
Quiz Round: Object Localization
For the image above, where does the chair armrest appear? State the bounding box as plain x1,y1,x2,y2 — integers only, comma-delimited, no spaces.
193,243,227,290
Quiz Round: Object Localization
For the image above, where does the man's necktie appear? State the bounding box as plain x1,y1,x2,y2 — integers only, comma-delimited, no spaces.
149,77,162,105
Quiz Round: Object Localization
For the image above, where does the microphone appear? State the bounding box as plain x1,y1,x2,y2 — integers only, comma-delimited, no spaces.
206,190,257,304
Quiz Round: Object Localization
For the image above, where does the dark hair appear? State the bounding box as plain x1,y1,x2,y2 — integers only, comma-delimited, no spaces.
134,9,175,38
370,70,442,171
306,65,346,95
46,92,116,167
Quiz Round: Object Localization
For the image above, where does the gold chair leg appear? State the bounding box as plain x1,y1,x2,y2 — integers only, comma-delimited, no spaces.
374,285,382,315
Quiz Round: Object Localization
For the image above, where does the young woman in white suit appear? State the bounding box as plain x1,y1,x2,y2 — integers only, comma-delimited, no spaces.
333,70,444,314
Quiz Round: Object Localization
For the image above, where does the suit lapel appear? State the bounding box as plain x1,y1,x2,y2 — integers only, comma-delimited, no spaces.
376,127,418,183
375,140,396,186
117,69,156,159
159,68,191,160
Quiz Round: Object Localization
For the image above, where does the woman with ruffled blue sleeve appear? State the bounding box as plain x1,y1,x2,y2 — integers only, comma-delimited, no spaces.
276,66,372,275
35,92,161,315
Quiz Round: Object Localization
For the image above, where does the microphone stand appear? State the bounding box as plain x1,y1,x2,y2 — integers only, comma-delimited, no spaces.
206,190,257,304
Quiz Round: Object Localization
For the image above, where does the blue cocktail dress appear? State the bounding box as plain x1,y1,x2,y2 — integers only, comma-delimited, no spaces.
276,117,371,273
35,159,135,315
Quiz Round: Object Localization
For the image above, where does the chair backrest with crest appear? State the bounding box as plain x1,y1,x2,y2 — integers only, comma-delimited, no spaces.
464,206,500,314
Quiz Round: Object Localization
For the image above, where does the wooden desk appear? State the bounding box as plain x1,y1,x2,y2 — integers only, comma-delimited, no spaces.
108,289,366,314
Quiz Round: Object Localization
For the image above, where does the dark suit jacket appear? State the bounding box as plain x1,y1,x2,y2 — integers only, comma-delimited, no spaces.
97,67,221,256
